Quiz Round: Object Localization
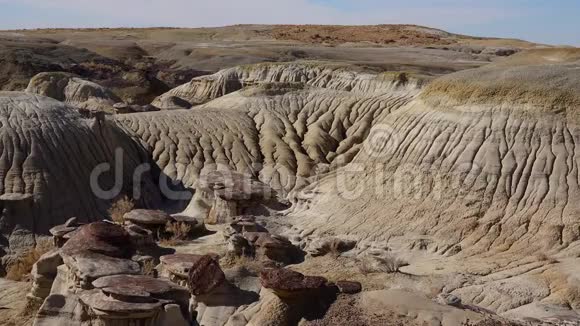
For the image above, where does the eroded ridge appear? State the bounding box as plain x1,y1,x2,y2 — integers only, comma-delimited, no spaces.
152,61,422,108
291,54,580,259
0,92,161,256
118,66,420,192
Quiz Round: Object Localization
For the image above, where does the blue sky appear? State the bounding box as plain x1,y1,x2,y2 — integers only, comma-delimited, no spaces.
0,0,578,45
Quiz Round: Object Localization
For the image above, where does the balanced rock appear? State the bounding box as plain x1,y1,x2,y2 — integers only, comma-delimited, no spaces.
81,275,190,326
196,171,275,224
260,268,327,299
62,252,141,289
59,222,139,288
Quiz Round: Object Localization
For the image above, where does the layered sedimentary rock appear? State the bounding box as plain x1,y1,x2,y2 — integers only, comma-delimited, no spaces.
292,51,580,257
152,61,422,107
0,92,161,258
117,63,419,199
33,222,192,326
26,72,121,113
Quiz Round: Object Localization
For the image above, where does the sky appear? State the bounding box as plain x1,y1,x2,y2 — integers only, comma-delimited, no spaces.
0,0,578,46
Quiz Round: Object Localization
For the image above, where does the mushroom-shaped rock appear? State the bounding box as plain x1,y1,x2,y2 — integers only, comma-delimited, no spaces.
187,255,226,296
79,288,163,313
61,222,134,259
197,171,276,224
260,268,327,299
199,171,274,201
59,222,139,288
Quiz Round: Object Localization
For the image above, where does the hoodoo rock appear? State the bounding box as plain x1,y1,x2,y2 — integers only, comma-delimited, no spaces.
260,268,328,299
80,275,190,326
58,222,140,289
32,220,192,326
194,170,276,225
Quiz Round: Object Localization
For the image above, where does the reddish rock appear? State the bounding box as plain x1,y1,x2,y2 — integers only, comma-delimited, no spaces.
187,255,226,296
260,268,327,298
61,222,134,259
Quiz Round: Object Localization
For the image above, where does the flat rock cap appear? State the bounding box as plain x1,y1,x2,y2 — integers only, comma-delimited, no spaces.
124,209,171,225
260,268,327,292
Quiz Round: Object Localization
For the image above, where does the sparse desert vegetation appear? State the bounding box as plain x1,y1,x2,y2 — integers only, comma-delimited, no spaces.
5,238,54,282
108,195,135,224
